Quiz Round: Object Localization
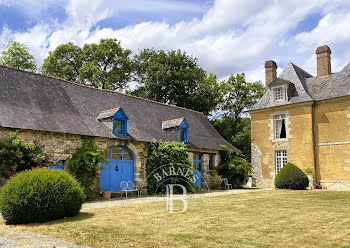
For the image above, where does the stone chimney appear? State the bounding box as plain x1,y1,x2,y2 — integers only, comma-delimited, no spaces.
265,60,277,90
316,45,331,78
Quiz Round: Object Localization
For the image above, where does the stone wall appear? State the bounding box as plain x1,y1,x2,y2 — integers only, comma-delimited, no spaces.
0,127,221,190
250,102,314,188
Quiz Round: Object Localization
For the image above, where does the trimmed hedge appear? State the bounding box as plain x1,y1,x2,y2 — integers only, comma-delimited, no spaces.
274,163,309,190
0,169,85,224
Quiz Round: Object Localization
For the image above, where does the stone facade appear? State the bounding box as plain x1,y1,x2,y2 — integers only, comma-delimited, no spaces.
250,103,314,188
0,126,220,190
251,96,350,190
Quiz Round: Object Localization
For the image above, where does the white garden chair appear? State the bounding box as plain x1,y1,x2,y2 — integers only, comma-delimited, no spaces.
120,181,140,198
223,178,232,190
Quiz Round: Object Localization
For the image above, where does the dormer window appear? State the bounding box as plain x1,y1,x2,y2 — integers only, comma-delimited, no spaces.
162,117,189,144
113,109,128,136
274,87,284,101
114,118,126,136
179,126,188,144
97,107,128,136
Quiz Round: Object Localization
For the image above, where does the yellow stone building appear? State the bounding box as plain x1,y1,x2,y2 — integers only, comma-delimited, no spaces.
249,45,350,189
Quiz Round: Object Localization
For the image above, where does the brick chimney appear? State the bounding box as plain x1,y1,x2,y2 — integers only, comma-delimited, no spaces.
265,60,277,90
316,45,331,78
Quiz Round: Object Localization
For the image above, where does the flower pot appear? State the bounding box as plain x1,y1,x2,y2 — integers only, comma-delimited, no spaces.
214,185,222,190
315,185,322,189
102,191,111,199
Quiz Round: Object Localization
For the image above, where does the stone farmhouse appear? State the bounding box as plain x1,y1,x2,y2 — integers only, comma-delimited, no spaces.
249,45,350,189
0,65,238,191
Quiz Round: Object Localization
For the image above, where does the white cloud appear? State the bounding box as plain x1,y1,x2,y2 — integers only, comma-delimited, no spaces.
1,0,350,84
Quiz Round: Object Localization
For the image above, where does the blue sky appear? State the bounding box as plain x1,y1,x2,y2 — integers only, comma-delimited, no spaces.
0,0,350,86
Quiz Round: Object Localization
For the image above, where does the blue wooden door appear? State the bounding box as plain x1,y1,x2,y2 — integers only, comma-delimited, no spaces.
193,153,203,188
100,146,134,192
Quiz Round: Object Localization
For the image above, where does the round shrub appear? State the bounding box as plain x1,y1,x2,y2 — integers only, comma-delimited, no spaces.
274,163,309,190
0,169,85,224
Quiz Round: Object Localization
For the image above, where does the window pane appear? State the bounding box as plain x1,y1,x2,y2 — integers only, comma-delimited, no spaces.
198,154,202,161
115,120,123,134
209,155,215,170
111,147,122,160
123,150,133,160
197,162,202,171
275,87,283,101
180,128,185,142
275,150,287,173
274,115,286,140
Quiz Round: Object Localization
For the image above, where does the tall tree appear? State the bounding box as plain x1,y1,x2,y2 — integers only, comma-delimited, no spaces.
0,41,37,71
131,49,221,115
41,39,133,90
221,73,264,120
41,42,83,82
212,73,264,160
79,39,133,90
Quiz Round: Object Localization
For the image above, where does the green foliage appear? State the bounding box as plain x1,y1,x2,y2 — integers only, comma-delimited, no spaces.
65,137,108,200
216,146,251,188
304,167,313,174
41,42,83,82
0,41,37,71
212,117,251,160
41,39,133,90
213,174,223,186
131,49,222,115
275,163,309,190
221,73,264,120
0,169,85,224
79,39,133,90
0,132,52,179
146,140,194,194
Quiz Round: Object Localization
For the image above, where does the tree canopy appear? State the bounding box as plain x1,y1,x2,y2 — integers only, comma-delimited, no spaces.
41,39,133,90
0,41,37,71
212,73,264,160
130,49,222,115
221,73,264,120
41,42,83,82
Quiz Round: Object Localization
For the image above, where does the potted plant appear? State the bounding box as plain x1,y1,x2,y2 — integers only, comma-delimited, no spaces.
214,174,223,190
101,189,111,199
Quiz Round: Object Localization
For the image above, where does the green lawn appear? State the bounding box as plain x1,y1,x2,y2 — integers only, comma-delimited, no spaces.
2,190,350,248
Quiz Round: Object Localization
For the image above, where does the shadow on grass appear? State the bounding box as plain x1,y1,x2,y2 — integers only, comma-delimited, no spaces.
17,212,95,228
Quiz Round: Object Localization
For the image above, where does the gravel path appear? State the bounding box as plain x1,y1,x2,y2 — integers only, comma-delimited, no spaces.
82,188,269,210
0,228,89,248
0,188,268,247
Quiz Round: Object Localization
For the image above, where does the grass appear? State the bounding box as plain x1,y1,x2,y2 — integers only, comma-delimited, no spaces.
1,190,350,248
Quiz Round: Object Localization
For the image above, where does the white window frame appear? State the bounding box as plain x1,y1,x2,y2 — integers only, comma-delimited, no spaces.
274,87,284,101
274,114,286,140
275,150,287,174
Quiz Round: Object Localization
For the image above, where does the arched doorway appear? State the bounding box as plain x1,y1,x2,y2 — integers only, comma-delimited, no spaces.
100,146,134,192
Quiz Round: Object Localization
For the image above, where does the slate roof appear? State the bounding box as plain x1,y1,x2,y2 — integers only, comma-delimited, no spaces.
250,61,350,111
0,65,238,152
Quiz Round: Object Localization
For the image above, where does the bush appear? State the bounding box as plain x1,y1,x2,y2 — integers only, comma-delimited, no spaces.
146,140,194,194
0,169,85,224
274,163,309,190
216,146,251,188
65,137,108,200
0,132,53,179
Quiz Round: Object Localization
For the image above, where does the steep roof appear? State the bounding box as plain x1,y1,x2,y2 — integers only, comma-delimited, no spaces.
250,61,350,111
0,65,238,152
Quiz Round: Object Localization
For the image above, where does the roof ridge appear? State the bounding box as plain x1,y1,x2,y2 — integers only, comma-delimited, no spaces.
0,64,204,115
162,117,185,122
100,107,120,113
